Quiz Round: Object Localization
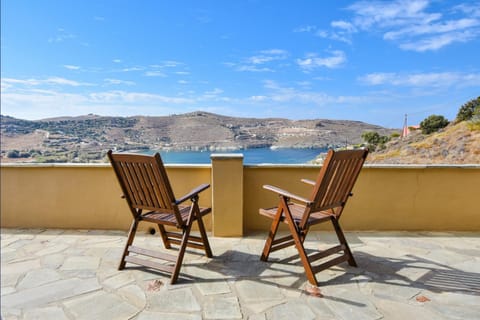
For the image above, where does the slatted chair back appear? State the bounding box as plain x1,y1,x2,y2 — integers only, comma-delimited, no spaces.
108,151,183,226
302,149,368,227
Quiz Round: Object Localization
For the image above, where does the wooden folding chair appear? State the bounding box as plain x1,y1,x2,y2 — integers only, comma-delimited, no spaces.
259,149,368,286
108,150,213,284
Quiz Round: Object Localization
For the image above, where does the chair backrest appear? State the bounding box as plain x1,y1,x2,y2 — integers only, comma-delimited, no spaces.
108,151,182,225
306,149,368,221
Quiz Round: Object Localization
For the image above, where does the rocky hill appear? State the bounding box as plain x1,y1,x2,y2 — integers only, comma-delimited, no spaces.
367,121,480,164
1,111,394,163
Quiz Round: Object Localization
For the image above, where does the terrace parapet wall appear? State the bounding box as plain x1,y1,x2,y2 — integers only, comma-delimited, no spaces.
1,160,479,235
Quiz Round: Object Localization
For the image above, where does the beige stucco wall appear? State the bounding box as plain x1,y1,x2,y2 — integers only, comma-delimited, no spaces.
1,163,479,233
245,165,480,232
211,155,243,236
0,164,212,231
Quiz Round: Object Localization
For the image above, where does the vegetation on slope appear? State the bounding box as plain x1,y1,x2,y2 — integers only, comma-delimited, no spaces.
366,97,480,164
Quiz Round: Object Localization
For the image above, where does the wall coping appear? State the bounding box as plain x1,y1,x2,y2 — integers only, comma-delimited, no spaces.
1,162,479,169
246,164,480,169
0,162,211,169
210,153,244,160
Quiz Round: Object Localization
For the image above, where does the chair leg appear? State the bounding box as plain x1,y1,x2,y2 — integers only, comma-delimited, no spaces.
283,211,318,286
260,205,283,261
331,217,357,267
157,224,171,249
195,207,213,258
119,219,138,270
170,221,193,284
170,203,197,284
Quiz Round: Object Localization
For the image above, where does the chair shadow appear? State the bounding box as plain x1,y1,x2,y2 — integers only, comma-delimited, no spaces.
352,251,480,295
186,248,480,296
119,231,479,309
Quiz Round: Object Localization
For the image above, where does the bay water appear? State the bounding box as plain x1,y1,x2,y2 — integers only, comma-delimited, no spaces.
143,148,327,164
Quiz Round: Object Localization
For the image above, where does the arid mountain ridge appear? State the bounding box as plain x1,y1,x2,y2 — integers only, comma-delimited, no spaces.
1,111,394,162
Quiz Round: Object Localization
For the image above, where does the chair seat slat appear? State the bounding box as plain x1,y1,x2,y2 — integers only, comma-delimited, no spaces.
272,235,294,245
312,255,349,274
128,245,177,262
124,256,175,273
308,244,345,262
271,239,296,251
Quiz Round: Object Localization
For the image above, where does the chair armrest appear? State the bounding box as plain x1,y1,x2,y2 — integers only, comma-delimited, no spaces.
175,183,210,204
263,185,312,204
301,178,315,186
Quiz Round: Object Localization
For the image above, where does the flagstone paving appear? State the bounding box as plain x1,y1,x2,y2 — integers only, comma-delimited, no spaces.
1,229,479,319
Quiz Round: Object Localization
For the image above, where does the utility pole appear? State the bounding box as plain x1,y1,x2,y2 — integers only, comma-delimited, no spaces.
401,114,409,138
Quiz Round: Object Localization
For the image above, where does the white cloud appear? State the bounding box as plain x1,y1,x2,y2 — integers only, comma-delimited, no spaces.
315,30,329,38
163,60,183,67
121,67,144,72
247,49,288,64
144,71,167,77
46,77,86,86
360,73,396,85
384,18,479,40
1,89,192,120
232,49,289,72
112,59,122,63
399,32,473,51
360,71,480,87
63,65,81,70
2,77,89,87
249,95,268,101
349,0,430,28
141,61,186,77
88,91,193,104
259,80,368,106
2,76,239,119
315,20,357,44
331,20,357,33
199,88,225,100
236,65,274,72
329,0,480,51
104,78,136,86
454,3,480,17
296,50,346,71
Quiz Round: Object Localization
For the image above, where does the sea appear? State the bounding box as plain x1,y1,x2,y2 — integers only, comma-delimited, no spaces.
142,147,327,164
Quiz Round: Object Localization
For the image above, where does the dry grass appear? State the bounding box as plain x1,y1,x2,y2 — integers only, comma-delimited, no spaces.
367,121,480,164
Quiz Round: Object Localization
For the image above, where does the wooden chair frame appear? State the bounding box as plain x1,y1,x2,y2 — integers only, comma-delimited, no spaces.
108,150,212,284
259,149,368,286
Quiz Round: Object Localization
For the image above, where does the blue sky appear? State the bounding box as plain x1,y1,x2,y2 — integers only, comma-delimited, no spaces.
1,0,479,128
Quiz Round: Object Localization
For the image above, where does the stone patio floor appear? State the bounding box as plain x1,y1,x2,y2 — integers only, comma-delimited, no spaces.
1,228,479,320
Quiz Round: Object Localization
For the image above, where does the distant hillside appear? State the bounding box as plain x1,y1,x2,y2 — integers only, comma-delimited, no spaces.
367,121,480,164
0,111,394,163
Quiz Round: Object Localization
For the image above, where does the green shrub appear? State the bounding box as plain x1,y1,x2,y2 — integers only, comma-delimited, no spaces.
7,150,20,158
361,131,390,151
420,115,449,134
456,96,480,122
6,150,29,158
